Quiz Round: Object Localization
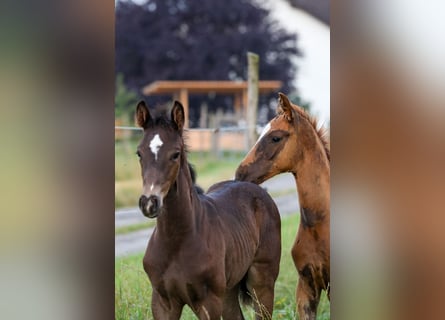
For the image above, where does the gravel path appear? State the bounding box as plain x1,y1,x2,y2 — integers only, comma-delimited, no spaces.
115,174,299,257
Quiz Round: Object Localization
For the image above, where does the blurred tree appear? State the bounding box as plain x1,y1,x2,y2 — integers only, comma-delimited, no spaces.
115,73,139,124
116,0,300,126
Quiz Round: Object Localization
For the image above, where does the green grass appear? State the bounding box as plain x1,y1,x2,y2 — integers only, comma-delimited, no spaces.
115,214,330,319
115,138,245,208
115,221,157,235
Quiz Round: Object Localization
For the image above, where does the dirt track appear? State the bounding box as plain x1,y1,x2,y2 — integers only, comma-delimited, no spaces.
115,174,299,257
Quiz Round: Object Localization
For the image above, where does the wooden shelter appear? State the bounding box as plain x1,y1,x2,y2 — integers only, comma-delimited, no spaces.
142,80,282,128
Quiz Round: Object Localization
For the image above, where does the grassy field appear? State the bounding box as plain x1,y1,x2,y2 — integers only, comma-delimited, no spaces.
115,214,330,319
115,138,246,208
115,221,157,235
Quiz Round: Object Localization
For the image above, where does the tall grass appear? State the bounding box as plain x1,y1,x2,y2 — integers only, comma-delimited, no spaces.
115,214,330,319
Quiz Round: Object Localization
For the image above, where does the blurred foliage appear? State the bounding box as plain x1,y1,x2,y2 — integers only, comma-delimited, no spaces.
115,0,300,126
115,73,139,121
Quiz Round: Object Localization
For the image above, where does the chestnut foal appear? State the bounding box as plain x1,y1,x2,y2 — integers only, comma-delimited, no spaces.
236,93,330,320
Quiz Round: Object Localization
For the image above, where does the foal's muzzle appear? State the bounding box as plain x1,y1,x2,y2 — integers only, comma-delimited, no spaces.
139,195,161,218
235,165,248,181
236,165,264,184
236,165,257,182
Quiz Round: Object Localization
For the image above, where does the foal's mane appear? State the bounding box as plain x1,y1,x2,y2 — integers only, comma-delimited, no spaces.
146,112,177,131
151,111,190,147
292,104,330,162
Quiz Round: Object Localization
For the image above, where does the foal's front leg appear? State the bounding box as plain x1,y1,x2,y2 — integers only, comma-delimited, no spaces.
292,231,323,320
292,252,320,320
151,290,183,320
295,277,320,320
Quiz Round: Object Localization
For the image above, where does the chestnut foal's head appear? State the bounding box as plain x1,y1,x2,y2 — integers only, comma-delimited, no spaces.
236,93,302,184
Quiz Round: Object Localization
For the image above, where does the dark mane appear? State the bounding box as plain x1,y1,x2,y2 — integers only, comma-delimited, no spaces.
292,104,330,162
188,162,204,194
146,113,176,131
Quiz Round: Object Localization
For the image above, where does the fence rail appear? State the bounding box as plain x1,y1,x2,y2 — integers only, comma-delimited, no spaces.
115,125,252,132
115,126,142,131
115,126,257,156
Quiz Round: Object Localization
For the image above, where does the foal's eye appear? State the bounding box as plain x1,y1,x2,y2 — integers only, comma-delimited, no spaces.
136,151,141,159
171,152,180,161
271,136,282,143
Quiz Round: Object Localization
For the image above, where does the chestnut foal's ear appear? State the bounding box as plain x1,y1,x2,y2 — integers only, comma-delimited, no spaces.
171,100,185,133
277,92,294,122
135,100,152,129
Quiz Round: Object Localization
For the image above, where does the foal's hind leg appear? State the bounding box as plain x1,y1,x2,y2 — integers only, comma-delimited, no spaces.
245,203,281,319
222,286,244,320
245,263,277,320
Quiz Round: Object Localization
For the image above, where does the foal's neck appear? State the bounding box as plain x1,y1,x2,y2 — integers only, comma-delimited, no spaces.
157,156,199,238
293,126,330,218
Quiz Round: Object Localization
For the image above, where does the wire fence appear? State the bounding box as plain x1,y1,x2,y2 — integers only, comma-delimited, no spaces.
115,126,252,157
115,125,252,207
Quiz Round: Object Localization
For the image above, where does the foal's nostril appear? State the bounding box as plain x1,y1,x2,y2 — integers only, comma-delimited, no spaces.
147,195,159,213
139,195,148,209
139,194,161,218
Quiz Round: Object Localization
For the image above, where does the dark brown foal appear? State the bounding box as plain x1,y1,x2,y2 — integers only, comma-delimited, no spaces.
135,100,281,320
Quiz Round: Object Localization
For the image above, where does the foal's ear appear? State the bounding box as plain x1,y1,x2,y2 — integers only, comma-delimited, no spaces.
135,100,152,129
171,100,185,133
277,92,294,122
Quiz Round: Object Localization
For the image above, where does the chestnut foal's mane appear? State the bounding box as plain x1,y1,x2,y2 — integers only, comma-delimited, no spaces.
286,103,330,162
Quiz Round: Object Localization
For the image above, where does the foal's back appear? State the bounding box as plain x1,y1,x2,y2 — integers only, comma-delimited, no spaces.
205,180,280,228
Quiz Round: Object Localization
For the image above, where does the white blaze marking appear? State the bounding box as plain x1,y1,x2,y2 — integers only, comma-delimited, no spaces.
150,183,154,191
253,122,271,147
149,134,163,160
258,122,271,140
